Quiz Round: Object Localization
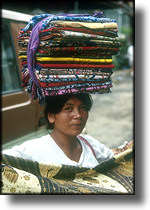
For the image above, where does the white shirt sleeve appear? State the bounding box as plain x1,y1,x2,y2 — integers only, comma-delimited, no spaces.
80,134,114,164
3,143,33,160
2,137,44,161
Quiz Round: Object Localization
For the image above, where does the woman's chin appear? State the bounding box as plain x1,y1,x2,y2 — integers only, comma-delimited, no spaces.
70,128,83,136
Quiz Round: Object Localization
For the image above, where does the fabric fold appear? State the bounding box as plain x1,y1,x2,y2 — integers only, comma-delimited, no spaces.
18,11,120,105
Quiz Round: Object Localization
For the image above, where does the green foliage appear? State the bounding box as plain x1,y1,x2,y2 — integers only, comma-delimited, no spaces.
113,26,133,71
121,27,133,36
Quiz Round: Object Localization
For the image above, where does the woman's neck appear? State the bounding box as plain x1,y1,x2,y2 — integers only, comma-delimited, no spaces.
51,130,77,150
50,130,82,162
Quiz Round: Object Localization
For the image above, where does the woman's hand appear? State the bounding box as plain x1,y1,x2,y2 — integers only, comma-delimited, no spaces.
111,140,134,155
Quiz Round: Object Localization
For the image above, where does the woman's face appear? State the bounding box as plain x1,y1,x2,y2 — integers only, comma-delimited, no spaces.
48,97,88,137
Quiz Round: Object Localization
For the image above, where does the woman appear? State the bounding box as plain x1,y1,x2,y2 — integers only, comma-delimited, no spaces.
3,13,127,168
3,93,114,168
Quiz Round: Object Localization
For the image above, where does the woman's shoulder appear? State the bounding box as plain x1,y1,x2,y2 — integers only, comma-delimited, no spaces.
78,134,103,147
78,134,113,157
79,134,114,161
3,134,52,159
3,134,50,153
20,134,52,149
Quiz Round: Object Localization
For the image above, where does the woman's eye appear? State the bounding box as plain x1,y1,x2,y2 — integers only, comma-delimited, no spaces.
64,107,72,111
80,106,86,110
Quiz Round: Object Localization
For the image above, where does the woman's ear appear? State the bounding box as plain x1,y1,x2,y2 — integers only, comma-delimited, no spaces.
47,113,55,124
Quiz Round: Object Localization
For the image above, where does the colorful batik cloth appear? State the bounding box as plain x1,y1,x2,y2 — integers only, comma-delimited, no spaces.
18,11,120,105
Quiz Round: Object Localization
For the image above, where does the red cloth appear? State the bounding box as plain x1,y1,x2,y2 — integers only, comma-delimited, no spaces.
39,80,107,88
21,61,115,69
36,63,115,69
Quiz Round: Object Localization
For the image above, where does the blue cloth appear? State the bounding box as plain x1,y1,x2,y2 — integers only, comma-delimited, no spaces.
22,12,116,32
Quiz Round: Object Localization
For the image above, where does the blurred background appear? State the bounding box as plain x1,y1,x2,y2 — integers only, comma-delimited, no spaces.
2,0,134,149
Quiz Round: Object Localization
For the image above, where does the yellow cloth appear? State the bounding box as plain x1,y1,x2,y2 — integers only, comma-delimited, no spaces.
51,21,118,29
36,57,112,63
19,55,112,63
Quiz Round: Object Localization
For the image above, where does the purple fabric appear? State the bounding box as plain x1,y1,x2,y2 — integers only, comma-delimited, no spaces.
93,11,104,17
27,15,54,89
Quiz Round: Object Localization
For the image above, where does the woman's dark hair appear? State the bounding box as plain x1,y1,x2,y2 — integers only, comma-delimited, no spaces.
44,93,93,130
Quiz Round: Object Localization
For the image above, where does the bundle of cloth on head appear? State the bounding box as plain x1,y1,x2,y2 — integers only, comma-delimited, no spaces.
18,12,120,105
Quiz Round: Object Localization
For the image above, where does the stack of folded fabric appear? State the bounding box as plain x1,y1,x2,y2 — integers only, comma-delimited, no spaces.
18,12,120,105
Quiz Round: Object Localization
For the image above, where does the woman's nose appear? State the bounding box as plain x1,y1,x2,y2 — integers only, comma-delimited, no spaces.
73,108,81,119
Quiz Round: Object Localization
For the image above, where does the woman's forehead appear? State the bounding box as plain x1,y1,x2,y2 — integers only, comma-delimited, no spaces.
64,97,84,105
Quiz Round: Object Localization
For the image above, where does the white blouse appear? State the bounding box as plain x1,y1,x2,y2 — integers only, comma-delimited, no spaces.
3,134,114,168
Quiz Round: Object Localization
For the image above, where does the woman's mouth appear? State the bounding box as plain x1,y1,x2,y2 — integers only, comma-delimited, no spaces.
71,123,84,130
72,124,82,126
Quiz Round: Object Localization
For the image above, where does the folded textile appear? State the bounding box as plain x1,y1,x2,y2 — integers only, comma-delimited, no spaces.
22,12,117,32
18,11,120,105
21,62,115,69
39,30,120,41
51,20,118,29
19,46,119,57
19,56,112,63
35,69,112,76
